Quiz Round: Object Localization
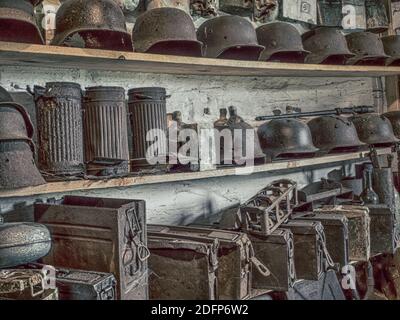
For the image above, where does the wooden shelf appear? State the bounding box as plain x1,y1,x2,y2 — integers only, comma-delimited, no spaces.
0,148,390,199
1,42,400,77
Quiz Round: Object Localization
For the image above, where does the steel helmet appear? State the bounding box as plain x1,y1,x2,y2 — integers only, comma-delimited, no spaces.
132,7,202,57
197,15,264,60
345,32,388,66
51,0,132,51
351,113,399,147
381,35,400,66
383,111,400,138
307,115,365,154
0,140,45,189
302,27,354,65
0,0,44,44
257,118,318,161
256,21,310,62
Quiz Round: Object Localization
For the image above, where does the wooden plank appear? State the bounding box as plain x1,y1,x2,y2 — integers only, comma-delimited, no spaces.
1,42,400,77
0,148,391,198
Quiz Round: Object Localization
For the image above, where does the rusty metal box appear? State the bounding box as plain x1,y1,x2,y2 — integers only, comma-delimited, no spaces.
34,196,148,300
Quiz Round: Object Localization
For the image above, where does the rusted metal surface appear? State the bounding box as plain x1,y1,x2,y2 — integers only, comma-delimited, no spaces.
240,179,298,236
383,111,400,138
34,196,149,300
0,102,34,141
307,115,365,154
249,229,296,291
51,0,132,51
303,27,354,65
190,0,217,17
148,236,219,300
253,0,278,22
0,140,45,189
83,86,129,177
317,0,342,27
351,113,399,147
132,7,202,57
257,118,318,162
282,220,335,281
314,205,371,261
197,16,264,60
0,222,51,268
381,36,400,66
365,0,388,33
346,32,388,66
256,22,309,63
35,82,84,177
0,0,44,44
147,225,269,300
128,87,168,172
294,212,349,268
218,0,253,16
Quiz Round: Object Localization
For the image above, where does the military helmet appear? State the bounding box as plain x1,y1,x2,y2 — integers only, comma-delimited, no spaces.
302,27,354,65
307,115,365,154
256,22,310,62
257,118,318,161
351,113,399,147
51,0,132,51
383,111,400,139
345,32,388,66
132,7,202,57
0,0,44,44
381,35,400,66
197,15,264,60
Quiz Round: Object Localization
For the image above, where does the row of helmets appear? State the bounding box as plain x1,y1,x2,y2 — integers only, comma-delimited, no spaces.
3,0,400,65
255,112,400,162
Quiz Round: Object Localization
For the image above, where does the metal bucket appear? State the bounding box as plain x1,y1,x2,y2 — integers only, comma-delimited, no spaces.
128,87,168,171
34,82,84,176
83,86,129,177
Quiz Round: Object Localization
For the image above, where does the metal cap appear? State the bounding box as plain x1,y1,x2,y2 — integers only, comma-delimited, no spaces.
256,21,310,62
197,15,264,60
345,32,389,66
0,0,44,44
51,0,132,51
257,118,318,161
303,27,354,65
381,35,400,66
0,102,34,141
132,7,202,57
351,113,399,147
307,115,365,153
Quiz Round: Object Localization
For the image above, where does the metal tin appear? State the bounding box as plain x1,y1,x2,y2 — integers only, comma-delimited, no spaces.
83,86,129,177
0,222,51,268
34,196,149,300
132,7,202,57
0,0,44,44
128,87,168,171
35,82,84,176
51,0,132,51
197,16,264,60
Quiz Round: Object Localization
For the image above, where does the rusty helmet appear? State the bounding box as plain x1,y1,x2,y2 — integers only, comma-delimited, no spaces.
257,118,318,161
383,111,400,138
132,7,202,57
256,21,310,62
351,113,399,147
345,32,388,66
51,0,132,51
302,27,354,65
381,35,400,66
307,115,365,154
0,140,45,189
197,15,264,60
0,0,44,44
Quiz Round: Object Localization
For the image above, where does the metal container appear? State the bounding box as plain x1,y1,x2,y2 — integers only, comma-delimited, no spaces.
34,82,84,176
128,87,168,171
365,0,389,33
148,235,219,300
83,86,129,177
34,196,149,300
0,222,51,268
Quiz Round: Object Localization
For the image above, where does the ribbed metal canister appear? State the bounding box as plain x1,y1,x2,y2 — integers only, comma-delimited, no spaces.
83,86,129,176
35,82,84,176
128,87,168,171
